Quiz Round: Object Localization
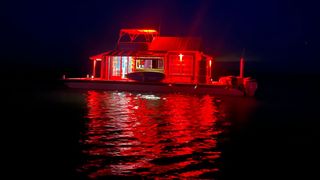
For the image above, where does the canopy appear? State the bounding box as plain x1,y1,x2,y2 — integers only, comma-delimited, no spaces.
90,50,167,60
149,37,202,51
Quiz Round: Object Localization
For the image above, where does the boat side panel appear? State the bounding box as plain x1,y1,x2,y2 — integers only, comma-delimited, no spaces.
64,81,244,96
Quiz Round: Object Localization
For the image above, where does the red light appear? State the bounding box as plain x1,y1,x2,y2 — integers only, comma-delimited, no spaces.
179,53,184,62
137,29,157,33
209,59,212,67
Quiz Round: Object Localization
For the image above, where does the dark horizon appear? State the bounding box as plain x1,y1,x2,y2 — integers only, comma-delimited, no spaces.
2,0,320,76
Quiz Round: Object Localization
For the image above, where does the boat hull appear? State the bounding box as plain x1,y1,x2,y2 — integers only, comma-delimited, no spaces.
126,71,165,82
63,79,244,96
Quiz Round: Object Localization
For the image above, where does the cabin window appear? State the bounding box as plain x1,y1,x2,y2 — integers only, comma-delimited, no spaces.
110,56,134,79
111,56,121,76
135,58,164,72
121,56,128,79
128,57,133,74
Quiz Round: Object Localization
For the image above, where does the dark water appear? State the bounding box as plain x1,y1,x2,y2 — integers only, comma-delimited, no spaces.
77,91,248,179
4,74,319,179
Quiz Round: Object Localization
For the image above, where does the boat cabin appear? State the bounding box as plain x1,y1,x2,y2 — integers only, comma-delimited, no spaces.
89,29,213,84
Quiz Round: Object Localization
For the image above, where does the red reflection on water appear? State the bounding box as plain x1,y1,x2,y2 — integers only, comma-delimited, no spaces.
79,91,226,178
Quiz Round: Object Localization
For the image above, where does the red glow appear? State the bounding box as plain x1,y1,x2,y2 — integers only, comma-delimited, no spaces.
79,91,225,178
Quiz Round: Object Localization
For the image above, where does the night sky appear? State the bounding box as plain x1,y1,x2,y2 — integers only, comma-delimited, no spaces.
2,0,319,76
3,1,320,179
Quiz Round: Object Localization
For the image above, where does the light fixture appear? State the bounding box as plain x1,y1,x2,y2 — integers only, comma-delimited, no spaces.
179,53,184,62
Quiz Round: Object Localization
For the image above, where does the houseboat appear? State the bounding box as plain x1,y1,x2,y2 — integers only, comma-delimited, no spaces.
63,29,257,96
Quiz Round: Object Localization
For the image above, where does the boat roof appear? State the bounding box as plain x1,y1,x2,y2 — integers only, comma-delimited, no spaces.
90,49,212,61
149,37,202,51
90,50,168,60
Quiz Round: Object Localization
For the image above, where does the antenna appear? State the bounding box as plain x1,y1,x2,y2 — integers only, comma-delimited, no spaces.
240,48,246,78
158,16,162,36
158,24,161,36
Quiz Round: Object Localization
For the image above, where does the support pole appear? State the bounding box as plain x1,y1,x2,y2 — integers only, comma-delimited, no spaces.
93,60,97,78
107,56,110,80
120,56,122,79
209,59,212,82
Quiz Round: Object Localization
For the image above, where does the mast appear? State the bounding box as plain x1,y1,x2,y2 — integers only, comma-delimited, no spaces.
240,48,245,78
